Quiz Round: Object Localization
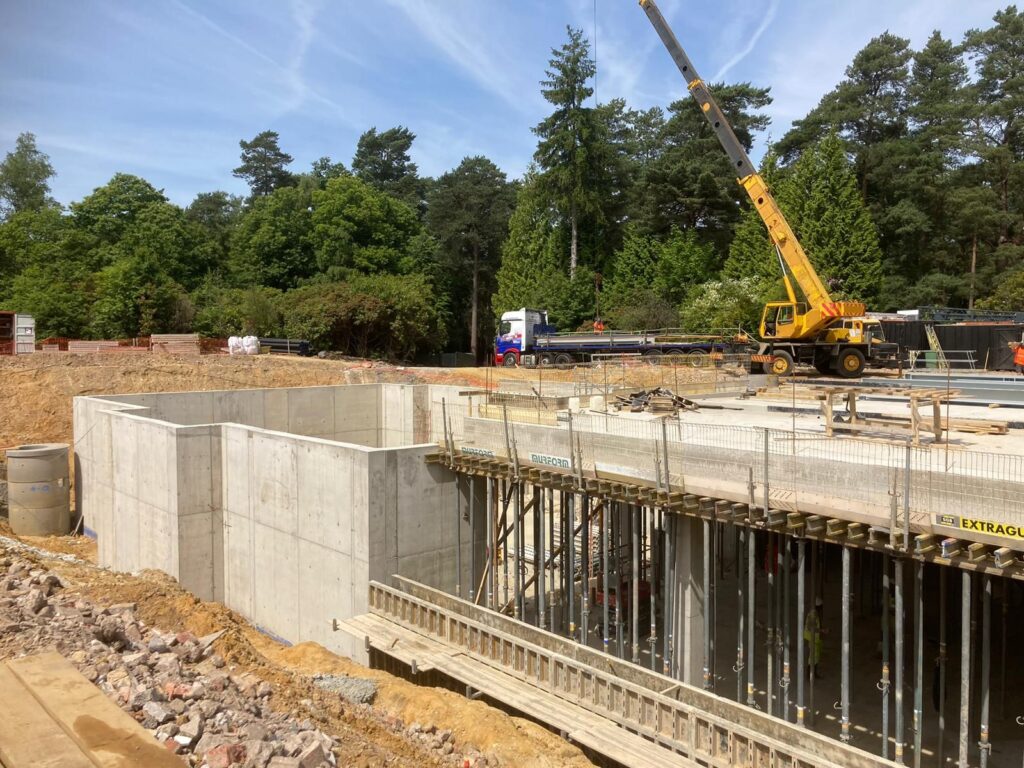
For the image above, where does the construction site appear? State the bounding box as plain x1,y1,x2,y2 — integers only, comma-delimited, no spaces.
3,1,1024,767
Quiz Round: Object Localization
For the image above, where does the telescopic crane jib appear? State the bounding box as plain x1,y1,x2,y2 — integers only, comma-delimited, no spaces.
638,0,897,377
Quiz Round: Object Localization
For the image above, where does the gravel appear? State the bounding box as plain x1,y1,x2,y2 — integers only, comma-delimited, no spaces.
311,674,377,705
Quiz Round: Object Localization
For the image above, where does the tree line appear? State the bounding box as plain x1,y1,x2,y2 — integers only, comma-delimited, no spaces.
1,7,1022,359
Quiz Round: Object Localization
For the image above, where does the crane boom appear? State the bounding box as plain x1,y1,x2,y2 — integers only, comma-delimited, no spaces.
638,0,864,330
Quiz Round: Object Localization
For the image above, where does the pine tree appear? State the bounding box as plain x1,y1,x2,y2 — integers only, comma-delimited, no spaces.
533,27,601,279
722,152,783,285
723,136,883,304
233,131,295,198
493,177,574,327
786,133,884,301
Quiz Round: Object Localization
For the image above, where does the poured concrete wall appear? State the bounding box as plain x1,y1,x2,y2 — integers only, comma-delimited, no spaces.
74,383,466,661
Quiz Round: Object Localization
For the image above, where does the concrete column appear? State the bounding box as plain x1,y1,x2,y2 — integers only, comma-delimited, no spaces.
673,515,706,686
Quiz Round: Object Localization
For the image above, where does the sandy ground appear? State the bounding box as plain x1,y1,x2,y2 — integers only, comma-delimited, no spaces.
0,352,595,768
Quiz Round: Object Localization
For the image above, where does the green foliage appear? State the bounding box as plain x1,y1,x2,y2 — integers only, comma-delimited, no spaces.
0,132,56,217
678,278,765,335
978,268,1024,311
635,84,771,248
89,254,187,338
310,175,421,277
281,274,445,360
233,130,296,198
191,281,283,337
602,226,715,326
724,135,883,304
71,174,166,244
7,261,93,338
493,177,577,328
229,185,314,289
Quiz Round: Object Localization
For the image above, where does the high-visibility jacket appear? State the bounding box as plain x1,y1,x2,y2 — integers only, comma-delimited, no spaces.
1015,344,1024,367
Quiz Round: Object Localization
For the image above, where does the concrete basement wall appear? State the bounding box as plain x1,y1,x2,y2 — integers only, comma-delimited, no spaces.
73,383,469,662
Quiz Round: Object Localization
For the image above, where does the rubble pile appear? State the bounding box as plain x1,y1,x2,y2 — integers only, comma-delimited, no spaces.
0,551,486,767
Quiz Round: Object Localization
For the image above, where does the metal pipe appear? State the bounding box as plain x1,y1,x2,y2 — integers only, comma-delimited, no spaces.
796,537,805,727
767,533,775,718
538,486,546,630
512,482,521,619
841,545,851,743
568,492,576,639
913,561,924,768
896,557,905,764
979,575,991,768
605,499,612,656
737,526,746,705
903,443,911,550
469,476,476,603
958,571,971,768
782,534,791,722
580,495,590,644
486,478,494,610
549,488,556,632
881,554,891,758
502,480,509,607
938,566,947,766
664,513,674,676
615,503,624,658
455,473,462,597
649,506,657,672
809,540,818,728
702,517,711,688
746,526,756,708
633,505,641,664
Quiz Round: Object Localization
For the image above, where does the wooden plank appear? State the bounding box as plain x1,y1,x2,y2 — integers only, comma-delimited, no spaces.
0,665,93,768
7,652,184,768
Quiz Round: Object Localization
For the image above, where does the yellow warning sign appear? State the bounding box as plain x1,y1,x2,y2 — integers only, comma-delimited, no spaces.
935,514,1024,541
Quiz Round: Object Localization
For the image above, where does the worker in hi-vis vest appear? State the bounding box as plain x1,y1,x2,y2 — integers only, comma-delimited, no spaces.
1015,339,1024,374
803,596,826,678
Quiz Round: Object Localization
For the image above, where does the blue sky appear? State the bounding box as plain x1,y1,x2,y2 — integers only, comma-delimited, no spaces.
0,0,1009,207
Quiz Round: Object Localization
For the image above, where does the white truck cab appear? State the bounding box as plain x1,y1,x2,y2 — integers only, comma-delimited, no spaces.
495,308,550,366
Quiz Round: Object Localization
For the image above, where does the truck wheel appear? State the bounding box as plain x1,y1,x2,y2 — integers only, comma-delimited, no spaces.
686,349,708,368
769,351,794,376
538,354,553,367
836,348,866,378
813,359,833,376
502,352,519,367
554,353,574,369
664,349,685,365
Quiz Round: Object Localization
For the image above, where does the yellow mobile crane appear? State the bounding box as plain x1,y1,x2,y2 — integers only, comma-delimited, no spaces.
639,0,898,377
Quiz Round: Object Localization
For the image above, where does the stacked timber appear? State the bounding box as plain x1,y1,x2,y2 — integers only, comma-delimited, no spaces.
150,333,201,355
613,387,700,414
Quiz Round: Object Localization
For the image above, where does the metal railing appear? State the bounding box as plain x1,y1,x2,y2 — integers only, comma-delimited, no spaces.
432,395,1024,534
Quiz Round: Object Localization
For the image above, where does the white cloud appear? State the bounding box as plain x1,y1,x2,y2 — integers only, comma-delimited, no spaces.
381,0,542,113
711,0,779,82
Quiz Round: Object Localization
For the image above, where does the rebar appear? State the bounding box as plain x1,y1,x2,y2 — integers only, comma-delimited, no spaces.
737,526,747,705
455,473,462,598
